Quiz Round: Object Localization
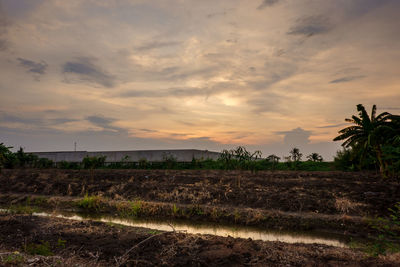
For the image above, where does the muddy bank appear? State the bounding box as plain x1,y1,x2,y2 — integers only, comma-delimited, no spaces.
1,169,399,217
1,214,399,266
0,193,374,237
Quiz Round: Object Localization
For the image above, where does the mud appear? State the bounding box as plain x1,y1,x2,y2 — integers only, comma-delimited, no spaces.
1,169,399,217
1,214,399,266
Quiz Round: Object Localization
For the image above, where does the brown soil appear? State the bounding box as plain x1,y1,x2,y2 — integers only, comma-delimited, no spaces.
1,169,399,217
1,214,399,266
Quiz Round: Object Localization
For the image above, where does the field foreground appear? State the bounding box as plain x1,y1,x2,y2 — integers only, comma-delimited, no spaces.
1,214,399,266
1,169,400,266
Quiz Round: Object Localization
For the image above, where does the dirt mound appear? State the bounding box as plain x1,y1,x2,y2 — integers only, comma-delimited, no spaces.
1,169,399,217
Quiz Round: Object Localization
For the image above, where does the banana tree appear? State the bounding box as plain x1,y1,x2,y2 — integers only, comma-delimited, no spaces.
333,104,391,177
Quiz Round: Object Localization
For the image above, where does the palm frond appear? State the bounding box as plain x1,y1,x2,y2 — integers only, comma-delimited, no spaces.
371,105,377,122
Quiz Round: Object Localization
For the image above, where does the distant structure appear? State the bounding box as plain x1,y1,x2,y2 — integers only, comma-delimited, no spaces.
31,149,221,163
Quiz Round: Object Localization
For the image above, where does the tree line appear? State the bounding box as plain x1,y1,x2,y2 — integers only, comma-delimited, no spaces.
1,104,399,175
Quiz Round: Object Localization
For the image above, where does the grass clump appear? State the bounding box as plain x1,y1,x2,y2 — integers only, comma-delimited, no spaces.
77,194,102,211
8,205,38,215
130,200,142,217
172,204,180,216
25,241,53,256
1,252,25,265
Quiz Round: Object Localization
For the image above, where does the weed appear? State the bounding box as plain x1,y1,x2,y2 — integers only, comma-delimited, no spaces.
25,241,53,256
233,209,241,223
148,230,161,235
77,194,102,211
189,205,204,216
210,208,220,220
366,202,400,256
106,222,127,229
130,200,142,217
172,204,180,216
8,205,37,215
33,196,48,206
56,238,67,249
2,252,24,265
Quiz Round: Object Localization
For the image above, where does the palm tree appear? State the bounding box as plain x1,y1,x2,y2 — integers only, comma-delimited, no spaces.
289,147,302,162
333,104,391,176
307,153,323,162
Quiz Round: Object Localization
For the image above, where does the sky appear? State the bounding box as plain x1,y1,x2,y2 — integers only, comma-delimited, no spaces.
0,0,400,160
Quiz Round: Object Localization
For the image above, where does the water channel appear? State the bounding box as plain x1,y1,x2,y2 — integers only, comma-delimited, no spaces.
1,209,350,248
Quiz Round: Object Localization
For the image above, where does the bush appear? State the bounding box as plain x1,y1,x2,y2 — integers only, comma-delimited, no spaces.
162,153,177,169
82,156,106,169
366,202,400,256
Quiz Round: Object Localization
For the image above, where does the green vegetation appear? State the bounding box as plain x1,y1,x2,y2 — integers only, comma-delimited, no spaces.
0,142,334,171
350,202,400,256
56,238,67,249
0,144,53,170
1,253,24,265
333,104,400,178
172,204,180,216
130,199,142,217
368,202,400,256
25,241,53,256
82,155,106,169
77,194,102,211
8,201,39,215
162,152,178,169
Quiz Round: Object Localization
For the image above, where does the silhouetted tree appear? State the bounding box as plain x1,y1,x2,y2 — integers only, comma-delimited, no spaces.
333,104,392,177
307,153,323,162
289,147,302,162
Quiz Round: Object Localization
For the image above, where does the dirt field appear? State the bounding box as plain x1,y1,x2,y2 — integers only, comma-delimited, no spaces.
1,169,399,217
1,169,400,266
1,214,399,266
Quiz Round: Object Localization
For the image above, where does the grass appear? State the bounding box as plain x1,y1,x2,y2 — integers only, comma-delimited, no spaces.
7,205,38,215
172,204,180,216
129,199,142,217
1,252,25,265
77,194,102,211
25,241,53,256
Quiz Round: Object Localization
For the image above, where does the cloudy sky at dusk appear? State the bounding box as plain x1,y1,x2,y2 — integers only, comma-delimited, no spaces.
1,0,399,160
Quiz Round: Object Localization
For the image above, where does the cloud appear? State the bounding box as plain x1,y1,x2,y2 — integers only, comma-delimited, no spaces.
135,40,181,51
0,112,42,125
86,115,124,132
329,75,365,84
257,0,281,10
0,39,7,51
62,58,116,88
288,15,332,37
17,58,48,75
0,5,9,51
118,86,210,98
206,8,234,18
275,127,312,146
49,118,78,124
316,123,348,129
0,111,77,127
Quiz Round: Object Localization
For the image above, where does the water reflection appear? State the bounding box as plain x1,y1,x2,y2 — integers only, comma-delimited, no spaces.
31,211,348,248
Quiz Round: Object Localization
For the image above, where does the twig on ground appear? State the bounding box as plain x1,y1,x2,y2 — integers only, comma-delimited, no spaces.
117,231,172,267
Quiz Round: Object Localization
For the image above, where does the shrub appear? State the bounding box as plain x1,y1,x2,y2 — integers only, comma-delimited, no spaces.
25,241,53,256
82,156,106,169
77,194,102,211
162,153,177,169
367,202,400,256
